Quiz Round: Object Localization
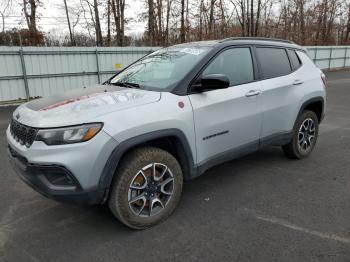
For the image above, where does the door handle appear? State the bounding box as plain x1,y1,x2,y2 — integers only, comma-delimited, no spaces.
245,90,261,97
293,79,304,85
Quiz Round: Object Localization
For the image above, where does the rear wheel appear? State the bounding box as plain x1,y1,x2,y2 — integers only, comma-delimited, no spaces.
282,110,319,159
108,147,183,229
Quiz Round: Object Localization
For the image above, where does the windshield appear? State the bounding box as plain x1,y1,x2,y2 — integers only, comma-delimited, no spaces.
109,46,212,91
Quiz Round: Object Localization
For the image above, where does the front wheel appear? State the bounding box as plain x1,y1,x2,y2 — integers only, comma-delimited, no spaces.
108,147,183,229
282,110,319,159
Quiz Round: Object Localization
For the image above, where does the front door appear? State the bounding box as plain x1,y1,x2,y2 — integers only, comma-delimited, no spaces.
189,47,263,165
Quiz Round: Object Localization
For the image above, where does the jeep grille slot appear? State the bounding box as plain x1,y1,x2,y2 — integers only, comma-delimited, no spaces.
10,119,38,147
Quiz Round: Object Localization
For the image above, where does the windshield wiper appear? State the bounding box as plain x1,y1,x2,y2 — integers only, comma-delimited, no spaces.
111,81,141,89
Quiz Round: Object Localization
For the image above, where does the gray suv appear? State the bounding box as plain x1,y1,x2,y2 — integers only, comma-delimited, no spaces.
7,38,326,229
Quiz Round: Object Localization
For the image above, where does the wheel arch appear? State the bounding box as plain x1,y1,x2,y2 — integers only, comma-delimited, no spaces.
297,97,325,124
98,129,196,202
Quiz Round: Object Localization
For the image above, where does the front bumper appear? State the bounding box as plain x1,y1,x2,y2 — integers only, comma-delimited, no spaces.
8,145,102,205
6,125,119,205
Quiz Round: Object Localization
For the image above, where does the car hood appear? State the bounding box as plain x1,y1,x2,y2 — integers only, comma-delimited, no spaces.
13,85,161,128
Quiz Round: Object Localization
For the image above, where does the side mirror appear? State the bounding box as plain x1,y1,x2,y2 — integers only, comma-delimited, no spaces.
194,74,230,92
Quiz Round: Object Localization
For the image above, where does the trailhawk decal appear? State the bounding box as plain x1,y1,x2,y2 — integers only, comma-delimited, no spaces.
203,130,229,141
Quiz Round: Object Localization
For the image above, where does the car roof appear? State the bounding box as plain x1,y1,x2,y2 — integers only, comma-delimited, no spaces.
172,37,305,52
172,40,219,48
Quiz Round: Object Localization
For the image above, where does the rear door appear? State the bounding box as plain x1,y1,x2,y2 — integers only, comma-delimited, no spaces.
189,47,263,165
255,47,305,140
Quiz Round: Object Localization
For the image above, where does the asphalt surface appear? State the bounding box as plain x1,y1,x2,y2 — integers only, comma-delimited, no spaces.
0,71,350,262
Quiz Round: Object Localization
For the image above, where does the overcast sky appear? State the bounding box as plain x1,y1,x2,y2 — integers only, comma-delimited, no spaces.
3,0,146,37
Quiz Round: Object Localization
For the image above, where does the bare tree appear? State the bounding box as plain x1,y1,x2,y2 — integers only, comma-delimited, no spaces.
71,10,82,41
231,0,245,36
208,0,216,38
254,0,261,36
2,0,350,47
81,0,103,46
111,0,126,46
218,0,226,35
93,0,103,46
165,0,172,44
0,0,12,32
23,0,40,33
198,0,204,40
148,0,155,45
299,0,306,45
107,0,111,45
250,0,253,35
156,0,163,44
111,0,120,44
180,0,185,42
344,3,350,43
63,0,75,45
120,0,125,46
230,0,263,37
56,0,82,45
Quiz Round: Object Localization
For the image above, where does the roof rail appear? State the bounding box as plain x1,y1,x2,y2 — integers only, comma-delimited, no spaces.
220,37,295,44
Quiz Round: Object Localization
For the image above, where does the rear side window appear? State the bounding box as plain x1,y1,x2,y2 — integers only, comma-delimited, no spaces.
256,47,292,79
288,49,302,70
202,47,254,86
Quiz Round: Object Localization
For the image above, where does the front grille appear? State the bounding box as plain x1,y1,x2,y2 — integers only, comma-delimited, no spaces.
10,119,38,147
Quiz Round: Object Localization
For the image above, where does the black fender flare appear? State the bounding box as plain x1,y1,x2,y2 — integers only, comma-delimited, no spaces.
97,128,197,202
296,96,325,123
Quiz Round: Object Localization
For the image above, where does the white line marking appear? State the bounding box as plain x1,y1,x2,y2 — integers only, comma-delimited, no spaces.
255,214,350,245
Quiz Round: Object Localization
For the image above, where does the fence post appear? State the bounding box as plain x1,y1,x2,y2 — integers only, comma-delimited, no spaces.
328,47,333,70
313,47,318,66
95,48,101,84
19,47,30,101
344,47,348,68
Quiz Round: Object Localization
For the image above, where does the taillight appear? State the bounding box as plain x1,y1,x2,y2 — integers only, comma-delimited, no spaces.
321,73,327,87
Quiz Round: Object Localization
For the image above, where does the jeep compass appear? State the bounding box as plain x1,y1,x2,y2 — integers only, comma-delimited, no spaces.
7,37,326,229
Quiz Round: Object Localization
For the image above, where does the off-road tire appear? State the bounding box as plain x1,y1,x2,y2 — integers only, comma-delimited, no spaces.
282,110,319,159
108,147,183,229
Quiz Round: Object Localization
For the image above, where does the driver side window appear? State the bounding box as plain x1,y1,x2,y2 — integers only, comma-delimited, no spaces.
202,47,254,86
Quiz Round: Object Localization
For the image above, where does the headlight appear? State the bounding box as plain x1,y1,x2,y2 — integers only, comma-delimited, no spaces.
35,123,103,145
